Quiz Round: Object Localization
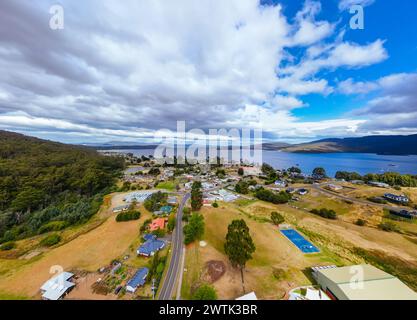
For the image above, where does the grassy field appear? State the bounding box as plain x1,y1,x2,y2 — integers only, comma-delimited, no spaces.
182,186,417,299
156,181,177,192
182,204,342,300
0,194,151,299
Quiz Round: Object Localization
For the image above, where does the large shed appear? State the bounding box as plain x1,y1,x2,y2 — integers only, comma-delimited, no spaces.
315,264,417,300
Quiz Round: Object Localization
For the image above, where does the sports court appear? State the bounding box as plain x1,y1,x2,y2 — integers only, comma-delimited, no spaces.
280,229,319,254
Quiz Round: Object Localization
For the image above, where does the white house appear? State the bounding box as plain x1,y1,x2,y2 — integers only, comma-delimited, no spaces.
40,272,75,300
274,180,286,187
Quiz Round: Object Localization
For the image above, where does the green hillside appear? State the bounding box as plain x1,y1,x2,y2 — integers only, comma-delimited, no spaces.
0,130,125,243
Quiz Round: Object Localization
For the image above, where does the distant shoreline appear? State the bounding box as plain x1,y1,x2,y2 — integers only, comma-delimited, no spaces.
95,145,414,156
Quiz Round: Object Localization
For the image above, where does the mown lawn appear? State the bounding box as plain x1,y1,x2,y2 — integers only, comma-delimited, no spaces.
156,181,176,191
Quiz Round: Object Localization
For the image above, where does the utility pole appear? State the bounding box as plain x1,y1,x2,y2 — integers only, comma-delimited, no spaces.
151,278,156,300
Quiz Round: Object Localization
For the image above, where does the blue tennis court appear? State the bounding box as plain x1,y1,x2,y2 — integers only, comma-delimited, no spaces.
280,229,319,253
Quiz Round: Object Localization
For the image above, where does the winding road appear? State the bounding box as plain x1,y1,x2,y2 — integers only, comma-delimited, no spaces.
158,192,190,300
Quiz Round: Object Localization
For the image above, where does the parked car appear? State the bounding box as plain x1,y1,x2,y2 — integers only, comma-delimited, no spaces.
114,285,123,295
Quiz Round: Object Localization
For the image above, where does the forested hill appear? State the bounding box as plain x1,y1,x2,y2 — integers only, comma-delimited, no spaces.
0,130,125,243
279,134,417,155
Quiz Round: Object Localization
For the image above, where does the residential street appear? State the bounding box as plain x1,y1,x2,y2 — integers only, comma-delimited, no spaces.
158,192,190,300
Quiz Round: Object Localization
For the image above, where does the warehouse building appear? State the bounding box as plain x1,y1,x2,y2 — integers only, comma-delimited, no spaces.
314,264,417,300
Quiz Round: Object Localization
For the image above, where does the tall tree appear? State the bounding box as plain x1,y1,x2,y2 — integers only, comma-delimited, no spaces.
224,219,255,293
183,213,205,244
192,284,217,300
238,167,244,176
312,167,327,179
191,181,203,211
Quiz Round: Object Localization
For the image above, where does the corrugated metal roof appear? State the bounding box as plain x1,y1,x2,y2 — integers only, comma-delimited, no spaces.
126,268,149,290
137,238,165,256
318,264,417,300
40,272,75,300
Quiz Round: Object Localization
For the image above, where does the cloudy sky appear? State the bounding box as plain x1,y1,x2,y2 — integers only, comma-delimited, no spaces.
0,0,416,144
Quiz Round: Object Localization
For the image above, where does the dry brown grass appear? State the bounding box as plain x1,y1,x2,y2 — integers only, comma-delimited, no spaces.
0,195,151,299
183,205,333,300
182,192,417,299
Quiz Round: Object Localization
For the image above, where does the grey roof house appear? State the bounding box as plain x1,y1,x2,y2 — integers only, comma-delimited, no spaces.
40,272,75,300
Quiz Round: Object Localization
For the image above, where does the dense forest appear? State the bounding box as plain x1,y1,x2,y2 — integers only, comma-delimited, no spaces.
0,130,125,243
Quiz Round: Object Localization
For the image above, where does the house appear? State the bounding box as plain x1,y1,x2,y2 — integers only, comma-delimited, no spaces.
297,188,308,195
184,182,193,189
40,272,75,300
149,218,167,231
384,193,409,204
290,172,308,179
202,182,215,190
112,205,130,213
126,268,149,293
167,196,177,205
286,187,296,194
326,184,343,192
314,264,417,300
274,180,286,187
368,181,390,188
137,237,165,257
236,292,258,300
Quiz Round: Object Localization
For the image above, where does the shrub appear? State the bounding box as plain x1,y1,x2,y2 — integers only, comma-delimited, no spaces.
368,197,388,204
40,234,61,247
148,167,161,176
182,207,191,222
38,221,68,234
311,208,337,220
152,228,166,238
0,241,16,251
238,168,244,176
355,219,367,226
216,169,226,178
116,210,141,222
183,213,205,245
167,215,176,232
255,188,291,204
212,202,219,208
271,212,285,225
144,191,168,212
378,222,399,233
191,284,217,300
235,180,249,194
140,218,152,233
247,179,257,186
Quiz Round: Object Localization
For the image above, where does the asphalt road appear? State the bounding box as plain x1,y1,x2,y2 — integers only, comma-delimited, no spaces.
158,192,190,300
